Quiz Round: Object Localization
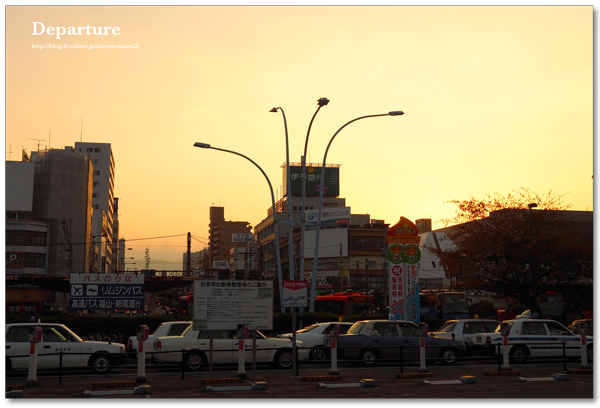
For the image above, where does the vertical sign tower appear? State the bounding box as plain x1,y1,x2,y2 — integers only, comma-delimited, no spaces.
386,217,421,323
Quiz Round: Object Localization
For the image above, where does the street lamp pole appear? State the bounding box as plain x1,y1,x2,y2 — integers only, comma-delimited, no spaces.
270,107,294,283
528,203,538,317
300,98,329,291
308,111,405,312
193,142,285,312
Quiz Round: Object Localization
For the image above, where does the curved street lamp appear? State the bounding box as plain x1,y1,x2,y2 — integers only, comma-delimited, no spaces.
193,142,285,311
269,106,294,284
300,98,330,284
308,111,405,312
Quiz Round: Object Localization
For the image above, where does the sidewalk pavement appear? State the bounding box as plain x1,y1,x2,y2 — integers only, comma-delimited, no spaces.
6,362,593,399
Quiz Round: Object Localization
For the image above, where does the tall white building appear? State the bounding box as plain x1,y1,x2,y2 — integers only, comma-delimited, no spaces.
74,142,115,273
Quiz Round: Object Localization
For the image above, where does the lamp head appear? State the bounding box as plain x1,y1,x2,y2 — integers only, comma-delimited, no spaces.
389,111,405,116
317,97,330,107
528,203,538,209
269,107,278,113
194,142,211,149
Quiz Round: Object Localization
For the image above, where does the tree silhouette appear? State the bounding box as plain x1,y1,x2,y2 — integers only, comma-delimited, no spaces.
429,188,592,317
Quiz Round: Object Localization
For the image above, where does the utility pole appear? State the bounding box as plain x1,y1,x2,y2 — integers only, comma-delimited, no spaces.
339,244,343,292
187,233,191,275
365,258,369,295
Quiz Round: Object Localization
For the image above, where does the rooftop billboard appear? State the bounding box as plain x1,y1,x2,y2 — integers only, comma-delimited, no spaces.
283,164,340,197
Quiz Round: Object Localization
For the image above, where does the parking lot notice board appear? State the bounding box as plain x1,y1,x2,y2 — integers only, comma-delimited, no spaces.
69,273,144,310
193,280,273,331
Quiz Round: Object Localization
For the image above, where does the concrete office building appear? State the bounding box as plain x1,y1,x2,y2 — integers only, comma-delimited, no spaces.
6,148,94,312
208,206,252,268
74,142,116,273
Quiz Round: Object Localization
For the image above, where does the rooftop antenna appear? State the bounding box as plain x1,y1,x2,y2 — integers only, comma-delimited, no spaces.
80,118,83,142
28,138,46,152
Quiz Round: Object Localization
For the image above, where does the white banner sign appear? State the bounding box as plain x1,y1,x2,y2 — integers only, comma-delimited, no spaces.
193,280,273,330
282,280,308,307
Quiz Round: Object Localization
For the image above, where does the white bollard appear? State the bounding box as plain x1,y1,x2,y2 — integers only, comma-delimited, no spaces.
137,340,146,383
26,341,39,386
329,338,339,375
237,338,247,378
419,337,427,371
580,334,588,366
502,336,511,369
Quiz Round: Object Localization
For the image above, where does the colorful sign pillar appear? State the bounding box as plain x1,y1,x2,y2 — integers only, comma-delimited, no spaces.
386,217,421,323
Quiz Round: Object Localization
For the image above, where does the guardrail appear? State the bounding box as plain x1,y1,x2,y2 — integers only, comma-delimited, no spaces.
6,340,591,383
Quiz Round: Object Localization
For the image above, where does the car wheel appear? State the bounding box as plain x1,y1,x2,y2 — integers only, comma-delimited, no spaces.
509,346,529,363
360,349,377,366
440,348,457,365
89,353,112,374
274,349,293,369
310,347,329,361
185,351,206,371
587,345,593,362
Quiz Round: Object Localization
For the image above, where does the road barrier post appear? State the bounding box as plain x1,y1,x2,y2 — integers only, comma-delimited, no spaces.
329,338,339,376
237,339,247,378
419,338,427,372
137,339,147,383
580,334,589,367
26,326,42,387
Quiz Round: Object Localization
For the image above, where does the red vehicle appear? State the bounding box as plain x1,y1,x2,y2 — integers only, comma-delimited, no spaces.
314,292,374,317
177,292,193,316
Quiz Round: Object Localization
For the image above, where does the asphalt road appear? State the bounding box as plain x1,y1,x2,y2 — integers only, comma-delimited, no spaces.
6,361,593,399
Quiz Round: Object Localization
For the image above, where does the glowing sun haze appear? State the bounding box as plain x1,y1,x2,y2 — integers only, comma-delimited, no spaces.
5,5,593,270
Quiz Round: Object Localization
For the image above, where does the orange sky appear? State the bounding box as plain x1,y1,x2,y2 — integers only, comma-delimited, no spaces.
4,5,594,270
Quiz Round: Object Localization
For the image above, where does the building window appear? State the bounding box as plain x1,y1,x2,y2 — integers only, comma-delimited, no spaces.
24,253,46,268
94,170,100,175
87,148,93,152
94,159,100,164
349,236,384,251
93,182,99,187
6,230,47,246
92,193,99,198
93,204,99,209
94,148,101,153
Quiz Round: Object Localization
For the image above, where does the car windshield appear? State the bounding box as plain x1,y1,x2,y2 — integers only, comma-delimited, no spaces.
58,326,82,342
494,321,514,333
296,325,320,334
437,322,457,333
348,322,366,335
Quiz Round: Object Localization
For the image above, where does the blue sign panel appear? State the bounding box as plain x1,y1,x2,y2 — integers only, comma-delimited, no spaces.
69,273,145,310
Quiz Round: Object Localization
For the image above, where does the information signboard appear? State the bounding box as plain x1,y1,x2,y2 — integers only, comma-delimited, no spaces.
193,280,273,331
69,273,144,311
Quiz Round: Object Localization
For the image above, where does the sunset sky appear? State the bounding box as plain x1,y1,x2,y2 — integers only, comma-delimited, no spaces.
5,5,593,271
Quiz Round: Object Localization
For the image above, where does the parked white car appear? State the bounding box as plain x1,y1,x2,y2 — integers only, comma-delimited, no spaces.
127,321,191,363
279,322,353,361
5,322,126,374
153,326,309,370
429,319,500,344
471,319,593,363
